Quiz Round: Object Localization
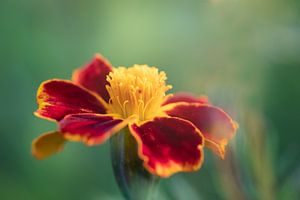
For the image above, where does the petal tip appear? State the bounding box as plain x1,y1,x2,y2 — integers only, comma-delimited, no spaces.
205,139,227,159
33,110,56,122
94,53,112,66
32,132,65,160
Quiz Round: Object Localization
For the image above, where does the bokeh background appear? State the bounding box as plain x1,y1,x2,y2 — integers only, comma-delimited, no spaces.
1,0,300,199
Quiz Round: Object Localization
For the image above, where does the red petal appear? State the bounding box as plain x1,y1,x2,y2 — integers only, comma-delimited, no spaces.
72,54,112,102
32,131,65,160
35,79,107,121
162,92,209,106
164,103,238,158
59,113,134,145
129,117,204,177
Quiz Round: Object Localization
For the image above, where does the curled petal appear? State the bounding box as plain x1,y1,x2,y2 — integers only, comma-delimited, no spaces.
164,103,238,158
35,79,107,121
129,117,204,178
72,54,112,102
162,92,209,106
32,131,65,160
59,113,135,145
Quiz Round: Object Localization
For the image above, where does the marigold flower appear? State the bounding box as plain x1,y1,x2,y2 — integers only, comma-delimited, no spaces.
32,54,238,177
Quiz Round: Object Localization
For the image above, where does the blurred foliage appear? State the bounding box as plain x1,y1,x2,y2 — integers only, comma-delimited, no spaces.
0,0,299,199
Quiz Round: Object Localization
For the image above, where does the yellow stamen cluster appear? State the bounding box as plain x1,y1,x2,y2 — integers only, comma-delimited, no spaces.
106,65,172,122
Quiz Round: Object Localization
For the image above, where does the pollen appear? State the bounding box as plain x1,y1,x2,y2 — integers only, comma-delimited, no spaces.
106,65,172,122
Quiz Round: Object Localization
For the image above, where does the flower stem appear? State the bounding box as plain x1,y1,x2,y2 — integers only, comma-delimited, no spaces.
110,127,159,200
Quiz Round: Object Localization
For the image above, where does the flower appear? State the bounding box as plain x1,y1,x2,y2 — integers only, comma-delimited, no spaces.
32,54,238,177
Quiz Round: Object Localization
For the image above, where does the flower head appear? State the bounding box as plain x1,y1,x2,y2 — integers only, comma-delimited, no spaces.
32,54,238,177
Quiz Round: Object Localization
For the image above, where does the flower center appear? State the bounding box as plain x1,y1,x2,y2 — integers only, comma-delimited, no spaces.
106,65,172,122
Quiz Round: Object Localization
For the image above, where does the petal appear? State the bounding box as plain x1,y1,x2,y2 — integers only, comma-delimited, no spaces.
129,117,204,178
72,54,112,102
35,79,107,121
162,92,209,106
32,131,65,160
59,113,135,146
164,103,238,158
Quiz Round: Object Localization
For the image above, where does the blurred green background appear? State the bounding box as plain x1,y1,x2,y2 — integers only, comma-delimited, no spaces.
1,0,300,199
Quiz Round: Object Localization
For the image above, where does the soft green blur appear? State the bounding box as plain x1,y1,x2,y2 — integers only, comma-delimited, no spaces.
1,0,299,199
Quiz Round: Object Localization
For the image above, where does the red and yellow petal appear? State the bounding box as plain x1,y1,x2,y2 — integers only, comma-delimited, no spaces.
35,79,107,121
129,117,204,178
72,54,112,102
59,113,136,146
164,103,238,159
162,92,209,106
32,131,66,160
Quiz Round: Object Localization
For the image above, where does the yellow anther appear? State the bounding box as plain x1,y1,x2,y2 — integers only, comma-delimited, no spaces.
106,65,172,122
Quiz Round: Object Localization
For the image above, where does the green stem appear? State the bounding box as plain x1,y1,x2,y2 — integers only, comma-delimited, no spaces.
110,128,159,200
